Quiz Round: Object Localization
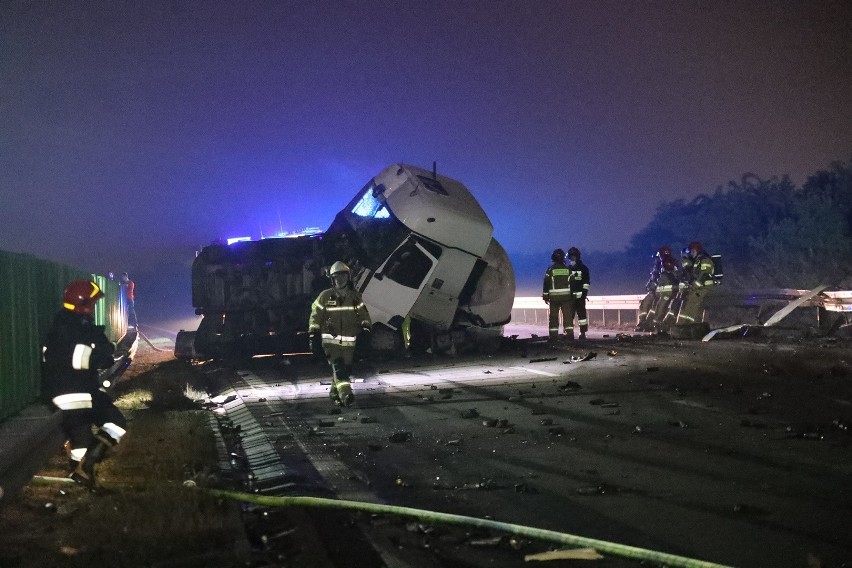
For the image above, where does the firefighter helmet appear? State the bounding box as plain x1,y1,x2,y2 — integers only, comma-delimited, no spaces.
662,256,676,272
656,246,672,258
63,280,104,315
329,261,350,275
681,246,692,259
688,241,703,254
567,247,581,260
551,248,565,262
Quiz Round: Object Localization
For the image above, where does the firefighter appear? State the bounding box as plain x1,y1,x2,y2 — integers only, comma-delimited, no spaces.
636,246,672,331
542,248,573,341
675,241,716,328
41,280,127,489
308,261,372,407
651,255,680,333
566,247,590,339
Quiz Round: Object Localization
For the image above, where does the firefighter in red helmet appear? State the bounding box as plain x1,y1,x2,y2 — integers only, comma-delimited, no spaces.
41,280,127,489
542,248,573,341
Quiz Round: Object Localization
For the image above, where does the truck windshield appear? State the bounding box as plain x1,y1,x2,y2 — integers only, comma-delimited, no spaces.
329,180,410,270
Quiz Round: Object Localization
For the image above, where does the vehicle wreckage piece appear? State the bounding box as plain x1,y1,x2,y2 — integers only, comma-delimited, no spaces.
176,163,515,359
702,285,829,341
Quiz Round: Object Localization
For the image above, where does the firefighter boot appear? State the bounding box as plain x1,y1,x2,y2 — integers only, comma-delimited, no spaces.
70,432,116,489
329,386,342,406
70,441,109,489
337,382,354,407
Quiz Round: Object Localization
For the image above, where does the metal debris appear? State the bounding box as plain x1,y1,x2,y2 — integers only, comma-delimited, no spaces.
525,548,604,561
570,352,597,362
389,431,412,443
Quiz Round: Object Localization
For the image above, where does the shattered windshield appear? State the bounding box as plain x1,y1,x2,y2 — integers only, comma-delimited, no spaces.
330,179,410,270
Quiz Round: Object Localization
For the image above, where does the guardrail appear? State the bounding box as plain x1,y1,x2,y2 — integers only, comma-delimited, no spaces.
511,289,852,328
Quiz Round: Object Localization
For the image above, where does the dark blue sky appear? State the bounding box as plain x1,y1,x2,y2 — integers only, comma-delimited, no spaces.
2,0,851,280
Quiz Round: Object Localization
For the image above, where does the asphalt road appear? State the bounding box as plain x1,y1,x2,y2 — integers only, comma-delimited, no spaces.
194,330,852,568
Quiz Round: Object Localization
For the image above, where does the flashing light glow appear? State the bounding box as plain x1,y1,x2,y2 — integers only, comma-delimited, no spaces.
226,228,323,244
227,236,252,245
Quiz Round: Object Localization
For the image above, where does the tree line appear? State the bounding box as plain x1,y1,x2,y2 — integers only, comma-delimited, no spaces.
513,157,852,294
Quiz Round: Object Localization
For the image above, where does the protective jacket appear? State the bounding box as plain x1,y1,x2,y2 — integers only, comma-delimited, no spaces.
42,309,116,409
568,260,590,300
689,252,716,288
309,285,371,346
542,262,572,301
645,257,663,292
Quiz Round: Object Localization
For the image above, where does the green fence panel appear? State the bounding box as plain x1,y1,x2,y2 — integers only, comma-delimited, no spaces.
0,250,125,421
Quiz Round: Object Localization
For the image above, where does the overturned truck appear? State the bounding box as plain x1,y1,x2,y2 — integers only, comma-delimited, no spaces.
176,163,515,359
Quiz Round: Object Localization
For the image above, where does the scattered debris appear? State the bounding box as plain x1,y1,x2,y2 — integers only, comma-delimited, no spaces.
558,380,582,391
668,420,689,428
575,483,618,496
389,431,412,443
530,357,557,363
460,408,480,419
547,426,566,435
599,402,620,408
589,398,606,405
539,418,554,426
608,350,618,356
570,352,597,362
646,366,660,372
525,548,604,561
360,416,376,424
632,425,643,434
468,536,503,548
482,418,498,427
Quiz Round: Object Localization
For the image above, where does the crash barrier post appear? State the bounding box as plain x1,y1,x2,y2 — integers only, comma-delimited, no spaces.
512,295,645,329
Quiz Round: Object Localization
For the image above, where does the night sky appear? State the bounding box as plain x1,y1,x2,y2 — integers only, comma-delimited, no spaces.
2,1,851,294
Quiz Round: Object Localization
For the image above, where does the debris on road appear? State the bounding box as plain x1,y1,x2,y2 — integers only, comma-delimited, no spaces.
530,357,557,363
525,548,604,561
389,431,412,443
570,352,597,362
461,408,480,419
558,380,582,391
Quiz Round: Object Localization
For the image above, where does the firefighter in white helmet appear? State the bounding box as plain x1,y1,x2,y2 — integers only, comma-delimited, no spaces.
41,279,127,489
308,261,372,407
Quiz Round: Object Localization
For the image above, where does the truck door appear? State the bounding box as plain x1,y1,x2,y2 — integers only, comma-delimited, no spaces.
360,236,439,330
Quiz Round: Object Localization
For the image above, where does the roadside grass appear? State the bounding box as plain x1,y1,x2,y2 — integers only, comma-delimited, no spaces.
0,347,250,568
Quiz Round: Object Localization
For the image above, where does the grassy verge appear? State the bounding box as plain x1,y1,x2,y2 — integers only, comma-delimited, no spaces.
0,346,249,568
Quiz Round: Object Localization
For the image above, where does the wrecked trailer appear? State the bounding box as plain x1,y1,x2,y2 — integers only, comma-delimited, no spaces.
176,163,515,359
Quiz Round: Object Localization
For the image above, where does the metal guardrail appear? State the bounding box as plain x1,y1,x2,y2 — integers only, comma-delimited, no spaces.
511,289,852,328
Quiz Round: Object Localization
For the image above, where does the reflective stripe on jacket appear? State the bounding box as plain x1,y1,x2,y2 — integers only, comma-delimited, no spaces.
309,285,372,344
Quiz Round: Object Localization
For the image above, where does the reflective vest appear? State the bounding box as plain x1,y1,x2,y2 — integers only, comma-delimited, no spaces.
569,261,590,299
543,262,572,300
